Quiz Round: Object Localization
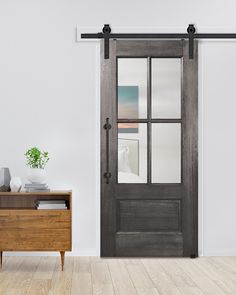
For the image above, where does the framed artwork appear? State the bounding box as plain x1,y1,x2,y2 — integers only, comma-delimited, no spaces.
118,86,139,133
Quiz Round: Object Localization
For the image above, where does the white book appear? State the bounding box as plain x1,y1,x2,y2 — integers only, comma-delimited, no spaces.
25,183,47,187
37,204,66,207
37,205,67,210
37,200,66,205
37,208,67,210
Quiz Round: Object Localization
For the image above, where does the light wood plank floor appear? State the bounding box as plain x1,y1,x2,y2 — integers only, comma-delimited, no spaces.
0,256,236,295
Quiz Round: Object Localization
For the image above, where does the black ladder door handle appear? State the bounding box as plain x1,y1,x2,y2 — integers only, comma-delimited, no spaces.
103,118,112,184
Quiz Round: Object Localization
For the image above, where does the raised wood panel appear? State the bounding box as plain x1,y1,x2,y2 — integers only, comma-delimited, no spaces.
118,200,181,232
0,210,71,251
116,233,183,257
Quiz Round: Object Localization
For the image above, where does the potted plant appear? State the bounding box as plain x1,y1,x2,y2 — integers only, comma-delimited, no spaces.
25,147,49,184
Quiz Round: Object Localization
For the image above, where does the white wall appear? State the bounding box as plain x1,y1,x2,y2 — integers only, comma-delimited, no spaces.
1,0,236,256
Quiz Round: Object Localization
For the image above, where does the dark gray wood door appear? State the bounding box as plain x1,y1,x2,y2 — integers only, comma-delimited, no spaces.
101,40,198,257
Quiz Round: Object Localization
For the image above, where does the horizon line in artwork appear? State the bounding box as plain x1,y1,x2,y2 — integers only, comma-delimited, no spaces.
118,85,139,133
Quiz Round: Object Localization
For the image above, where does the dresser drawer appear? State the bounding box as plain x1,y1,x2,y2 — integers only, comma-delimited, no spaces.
0,210,71,251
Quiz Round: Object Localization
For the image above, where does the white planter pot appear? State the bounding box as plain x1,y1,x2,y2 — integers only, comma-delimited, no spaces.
27,168,46,184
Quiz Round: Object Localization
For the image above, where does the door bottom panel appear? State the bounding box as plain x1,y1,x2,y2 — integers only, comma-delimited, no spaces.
115,232,183,257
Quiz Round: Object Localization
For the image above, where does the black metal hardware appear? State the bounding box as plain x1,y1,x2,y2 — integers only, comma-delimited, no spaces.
190,254,197,258
81,23,236,59
187,24,196,59
103,24,111,59
103,118,112,184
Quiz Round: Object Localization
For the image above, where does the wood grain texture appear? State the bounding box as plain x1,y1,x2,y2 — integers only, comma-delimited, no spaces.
126,262,160,294
116,40,183,57
115,184,183,199
60,252,65,271
1,257,235,295
91,259,115,295
0,191,72,271
107,259,137,295
0,257,26,293
176,259,227,295
116,233,183,257
4,257,41,295
0,191,72,196
118,200,181,232
182,40,198,257
0,210,71,251
0,191,71,209
100,40,117,257
49,256,74,295
71,257,92,295
101,40,198,257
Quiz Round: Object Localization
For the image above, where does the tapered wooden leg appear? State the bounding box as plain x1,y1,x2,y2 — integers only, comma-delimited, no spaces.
60,251,65,271
0,252,2,267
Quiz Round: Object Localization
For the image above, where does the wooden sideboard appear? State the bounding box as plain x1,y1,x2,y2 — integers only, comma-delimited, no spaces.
0,191,72,271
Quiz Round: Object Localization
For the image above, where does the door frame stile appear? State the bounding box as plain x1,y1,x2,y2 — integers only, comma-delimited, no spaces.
182,40,198,257
101,40,117,256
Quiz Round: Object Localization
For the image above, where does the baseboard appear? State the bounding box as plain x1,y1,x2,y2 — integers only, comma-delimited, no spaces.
202,249,236,256
4,248,99,257
5,249,236,257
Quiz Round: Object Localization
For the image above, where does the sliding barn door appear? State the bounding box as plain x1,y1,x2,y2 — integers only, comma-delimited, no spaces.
101,40,198,257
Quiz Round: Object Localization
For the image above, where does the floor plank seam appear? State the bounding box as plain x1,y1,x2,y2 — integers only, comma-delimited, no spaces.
1,257,236,295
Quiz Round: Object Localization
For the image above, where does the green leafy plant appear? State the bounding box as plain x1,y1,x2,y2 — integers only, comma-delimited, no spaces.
25,147,49,169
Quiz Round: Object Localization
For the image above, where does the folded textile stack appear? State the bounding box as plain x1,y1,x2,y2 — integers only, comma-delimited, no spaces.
24,183,50,192
36,200,67,210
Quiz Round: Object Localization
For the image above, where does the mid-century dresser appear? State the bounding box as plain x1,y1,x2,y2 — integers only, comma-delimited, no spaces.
0,191,72,270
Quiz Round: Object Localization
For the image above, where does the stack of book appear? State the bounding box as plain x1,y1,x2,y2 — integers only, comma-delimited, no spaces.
36,200,67,210
25,183,50,192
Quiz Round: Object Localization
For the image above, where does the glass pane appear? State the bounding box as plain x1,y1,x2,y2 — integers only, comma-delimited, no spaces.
152,58,181,118
118,58,147,119
152,123,181,183
118,123,147,183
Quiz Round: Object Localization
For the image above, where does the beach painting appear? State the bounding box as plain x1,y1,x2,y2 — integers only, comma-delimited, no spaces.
118,86,139,133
